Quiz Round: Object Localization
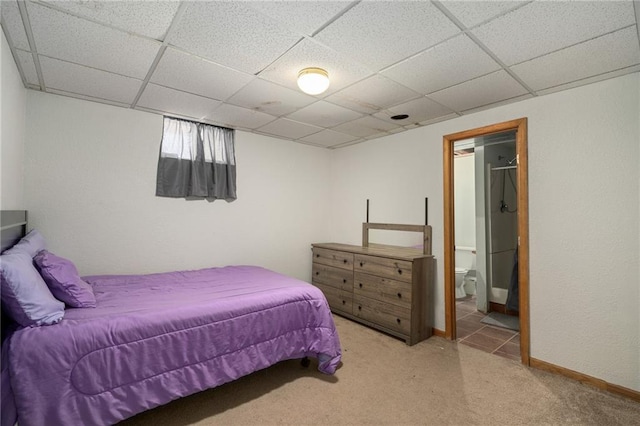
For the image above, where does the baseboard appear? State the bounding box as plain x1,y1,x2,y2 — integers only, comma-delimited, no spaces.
608,383,640,402
530,358,640,403
431,327,445,338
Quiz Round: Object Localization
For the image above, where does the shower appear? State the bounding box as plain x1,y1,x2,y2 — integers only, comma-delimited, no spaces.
495,156,518,214
452,129,518,314
486,145,518,311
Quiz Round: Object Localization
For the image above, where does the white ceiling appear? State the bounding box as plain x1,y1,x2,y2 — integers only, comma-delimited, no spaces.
2,0,639,149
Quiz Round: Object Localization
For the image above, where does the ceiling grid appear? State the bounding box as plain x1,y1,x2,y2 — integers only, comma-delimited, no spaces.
0,0,638,149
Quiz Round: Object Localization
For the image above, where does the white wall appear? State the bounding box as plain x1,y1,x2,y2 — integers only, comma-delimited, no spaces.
24,91,331,281
453,155,475,248
474,145,488,312
329,73,640,391
0,31,27,209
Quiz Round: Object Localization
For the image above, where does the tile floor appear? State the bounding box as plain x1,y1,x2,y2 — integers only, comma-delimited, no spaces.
456,295,521,361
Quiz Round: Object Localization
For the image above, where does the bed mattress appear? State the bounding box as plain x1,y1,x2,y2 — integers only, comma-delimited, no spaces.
4,265,341,425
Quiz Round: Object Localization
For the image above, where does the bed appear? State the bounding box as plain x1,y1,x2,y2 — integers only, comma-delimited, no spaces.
0,211,341,426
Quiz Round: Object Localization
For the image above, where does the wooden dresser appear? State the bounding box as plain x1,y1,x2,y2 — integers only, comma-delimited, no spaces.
312,229,433,345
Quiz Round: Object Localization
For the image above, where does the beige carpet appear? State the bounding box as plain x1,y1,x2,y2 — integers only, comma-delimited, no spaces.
122,315,640,425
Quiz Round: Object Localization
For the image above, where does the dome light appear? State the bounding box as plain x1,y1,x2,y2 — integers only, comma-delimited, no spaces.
297,67,330,95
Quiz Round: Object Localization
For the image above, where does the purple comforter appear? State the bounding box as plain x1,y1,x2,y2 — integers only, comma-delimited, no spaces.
4,266,341,426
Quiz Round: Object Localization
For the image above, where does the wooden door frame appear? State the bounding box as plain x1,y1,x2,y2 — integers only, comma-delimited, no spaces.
443,118,530,366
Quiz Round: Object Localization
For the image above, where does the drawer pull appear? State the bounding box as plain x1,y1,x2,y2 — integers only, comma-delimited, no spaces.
358,305,362,311
316,254,319,258
343,279,347,284
397,292,402,298
343,259,347,264
359,283,363,288
360,262,363,267
396,318,401,324
315,271,319,275
342,300,346,305
398,269,403,275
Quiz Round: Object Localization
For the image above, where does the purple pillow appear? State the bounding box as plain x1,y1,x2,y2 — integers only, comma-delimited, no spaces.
34,251,96,308
0,251,65,326
6,229,46,257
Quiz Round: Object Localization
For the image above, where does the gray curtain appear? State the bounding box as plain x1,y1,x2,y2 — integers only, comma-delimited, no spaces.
505,248,519,312
156,117,236,201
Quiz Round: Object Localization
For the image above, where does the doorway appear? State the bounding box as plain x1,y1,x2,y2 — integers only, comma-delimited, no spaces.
443,118,530,365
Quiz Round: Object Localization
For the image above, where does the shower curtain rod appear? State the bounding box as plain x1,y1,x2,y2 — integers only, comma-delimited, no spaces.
491,165,517,171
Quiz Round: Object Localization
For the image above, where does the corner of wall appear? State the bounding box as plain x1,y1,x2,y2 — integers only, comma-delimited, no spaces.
1,30,28,209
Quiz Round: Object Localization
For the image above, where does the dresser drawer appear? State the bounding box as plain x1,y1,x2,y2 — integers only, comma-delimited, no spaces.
354,272,412,308
312,263,353,291
354,254,413,283
314,282,353,315
313,248,354,270
353,295,410,335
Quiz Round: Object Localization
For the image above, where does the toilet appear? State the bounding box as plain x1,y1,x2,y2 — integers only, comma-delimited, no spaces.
464,274,477,296
455,267,468,299
455,247,476,299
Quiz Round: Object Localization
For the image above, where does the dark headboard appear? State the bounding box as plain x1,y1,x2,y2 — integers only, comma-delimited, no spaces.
1,210,28,252
1,210,28,343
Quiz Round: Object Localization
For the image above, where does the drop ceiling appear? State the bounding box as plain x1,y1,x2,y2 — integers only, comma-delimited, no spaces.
2,0,639,149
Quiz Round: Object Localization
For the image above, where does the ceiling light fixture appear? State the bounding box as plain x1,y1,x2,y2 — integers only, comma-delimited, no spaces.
297,67,330,95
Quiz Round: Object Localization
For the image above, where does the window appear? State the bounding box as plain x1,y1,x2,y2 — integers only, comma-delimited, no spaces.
156,117,236,201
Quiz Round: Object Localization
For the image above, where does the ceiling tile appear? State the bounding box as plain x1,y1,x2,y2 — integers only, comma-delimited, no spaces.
471,1,636,65
511,27,640,92
46,88,131,108
168,1,301,75
258,38,372,95
205,103,277,130
1,0,29,50
256,118,323,140
403,123,421,130
461,94,533,115
40,56,141,104
26,2,160,79
387,127,407,135
440,1,528,28
325,74,421,114
15,49,38,85
536,65,640,97
315,1,460,70
428,70,529,112
364,133,390,141
225,78,316,117
374,97,455,125
418,113,460,127
332,116,399,138
382,34,501,95
137,83,221,120
40,0,179,40
328,139,365,149
151,48,254,101
286,100,362,128
299,129,360,147
246,1,351,36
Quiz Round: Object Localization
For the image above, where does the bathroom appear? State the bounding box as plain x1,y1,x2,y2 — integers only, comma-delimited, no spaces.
453,130,519,331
